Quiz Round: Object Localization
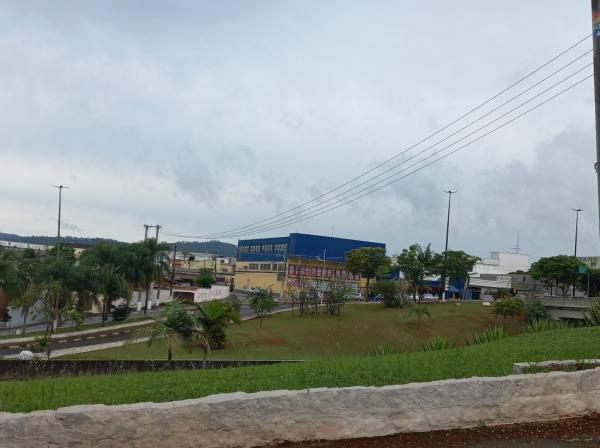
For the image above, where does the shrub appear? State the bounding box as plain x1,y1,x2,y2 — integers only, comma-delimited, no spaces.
525,301,548,323
492,297,525,320
584,300,600,326
111,304,131,322
374,280,406,308
469,326,508,345
195,269,215,288
422,336,452,352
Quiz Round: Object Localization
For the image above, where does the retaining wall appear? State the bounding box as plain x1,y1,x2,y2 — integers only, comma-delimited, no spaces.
0,359,302,380
1,368,599,448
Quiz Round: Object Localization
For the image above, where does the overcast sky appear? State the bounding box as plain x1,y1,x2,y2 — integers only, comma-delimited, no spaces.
0,1,598,260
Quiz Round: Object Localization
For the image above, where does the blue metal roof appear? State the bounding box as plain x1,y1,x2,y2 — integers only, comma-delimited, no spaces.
238,233,385,262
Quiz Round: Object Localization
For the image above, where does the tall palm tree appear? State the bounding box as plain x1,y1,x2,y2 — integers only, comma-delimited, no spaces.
135,301,209,361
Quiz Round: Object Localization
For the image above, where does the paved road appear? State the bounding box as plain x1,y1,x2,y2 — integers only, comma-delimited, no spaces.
0,298,292,357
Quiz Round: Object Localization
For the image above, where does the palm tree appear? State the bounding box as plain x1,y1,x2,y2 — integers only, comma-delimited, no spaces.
192,300,240,352
407,305,431,330
135,301,209,361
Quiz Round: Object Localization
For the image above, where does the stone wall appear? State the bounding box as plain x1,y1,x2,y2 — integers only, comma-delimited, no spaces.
1,368,599,448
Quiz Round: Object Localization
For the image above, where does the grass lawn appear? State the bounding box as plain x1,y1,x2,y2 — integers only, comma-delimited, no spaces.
1,325,599,412
65,302,507,360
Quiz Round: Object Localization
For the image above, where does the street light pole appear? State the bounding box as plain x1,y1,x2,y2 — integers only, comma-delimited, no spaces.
52,185,68,259
442,190,457,300
572,208,583,297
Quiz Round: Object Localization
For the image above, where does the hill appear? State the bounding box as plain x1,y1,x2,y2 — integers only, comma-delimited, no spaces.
0,232,238,257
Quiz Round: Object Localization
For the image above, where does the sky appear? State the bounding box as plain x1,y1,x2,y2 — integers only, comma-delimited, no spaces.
0,0,598,260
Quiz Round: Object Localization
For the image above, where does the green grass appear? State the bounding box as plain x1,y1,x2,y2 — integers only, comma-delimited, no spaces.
66,303,506,360
1,326,599,413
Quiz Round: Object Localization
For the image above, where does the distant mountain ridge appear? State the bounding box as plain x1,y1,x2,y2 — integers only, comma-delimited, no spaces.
0,232,238,258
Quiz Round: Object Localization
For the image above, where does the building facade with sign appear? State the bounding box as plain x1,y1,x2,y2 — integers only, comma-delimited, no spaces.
235,233,386,295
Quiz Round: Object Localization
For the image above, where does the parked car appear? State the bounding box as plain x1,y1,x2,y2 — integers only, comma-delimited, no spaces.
351,291,362,300
482,294,494,302
422,293,435,301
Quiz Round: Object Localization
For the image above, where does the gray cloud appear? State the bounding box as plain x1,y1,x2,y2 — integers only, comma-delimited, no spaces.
0,1,596,260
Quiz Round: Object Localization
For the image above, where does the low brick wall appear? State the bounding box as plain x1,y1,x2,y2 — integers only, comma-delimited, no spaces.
1,368,599,448
0,359,302,380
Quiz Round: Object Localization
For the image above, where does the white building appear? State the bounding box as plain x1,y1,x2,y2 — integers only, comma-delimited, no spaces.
471,252,530,276
468,252,531,298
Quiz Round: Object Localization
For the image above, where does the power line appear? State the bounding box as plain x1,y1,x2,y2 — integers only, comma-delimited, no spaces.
195,73,593,239
164,34,591,240
167,71,592,240
191,60,592,239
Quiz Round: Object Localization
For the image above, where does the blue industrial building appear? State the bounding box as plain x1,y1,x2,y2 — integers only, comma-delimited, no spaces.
235,233,386,295
237,233,385,262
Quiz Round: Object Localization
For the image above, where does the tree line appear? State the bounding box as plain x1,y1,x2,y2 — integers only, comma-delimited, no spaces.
0,239,170,340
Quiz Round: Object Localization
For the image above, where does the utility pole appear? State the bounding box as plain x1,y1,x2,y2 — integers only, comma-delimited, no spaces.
441,190,457,300
52,185,68,259
573,208,583,297
169,244,177,300
592,0,600,238
144,224,150,241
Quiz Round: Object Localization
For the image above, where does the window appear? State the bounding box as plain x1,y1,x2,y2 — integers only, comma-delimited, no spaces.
261,244,273,252
249,263,258,270
238,246,248,253
250,245,261,253
260,263,271,271
277,272,285,281
274,243,288,252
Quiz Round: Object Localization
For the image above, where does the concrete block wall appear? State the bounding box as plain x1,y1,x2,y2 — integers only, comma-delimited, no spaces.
1,368,599,448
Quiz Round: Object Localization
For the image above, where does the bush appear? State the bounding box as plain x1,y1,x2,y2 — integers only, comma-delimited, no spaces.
421,336,452,352
525,301,548,323
492,297,525,320
469,326,508,345
374,280,405,308
111,304,131,322
195,269,215,288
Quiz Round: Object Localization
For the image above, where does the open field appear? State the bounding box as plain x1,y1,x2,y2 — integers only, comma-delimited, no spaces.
65,302,507,360
2,325,599,412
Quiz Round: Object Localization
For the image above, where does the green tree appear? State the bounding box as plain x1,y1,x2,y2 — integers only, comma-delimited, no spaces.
492,297,525,322
79,243,131,324
396,243,436,301
432,250,479,296
136,301,208,361
407,304,431,330
248,288,278,328
374,280,406,308
46,243,75,260
577,268,600,297
192,300,240,350
531,255,583,296
323,279,352,316
345,246,389,299
195,268,215,288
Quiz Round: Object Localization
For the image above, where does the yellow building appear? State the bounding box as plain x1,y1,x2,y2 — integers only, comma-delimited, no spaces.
234,233,385,297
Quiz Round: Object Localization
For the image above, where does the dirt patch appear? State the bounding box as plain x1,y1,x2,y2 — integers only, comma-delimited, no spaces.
272,414,600,448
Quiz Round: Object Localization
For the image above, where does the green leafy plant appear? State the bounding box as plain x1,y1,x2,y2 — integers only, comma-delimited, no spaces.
111,304,131,322
368,343,398,356
469,326,507,345
248,289,278,328
584,300,600,326
422,336,452,352
195,269,215,288
523,318,570,334
525,301,548,323
492,297,525,321
407,305,431,330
